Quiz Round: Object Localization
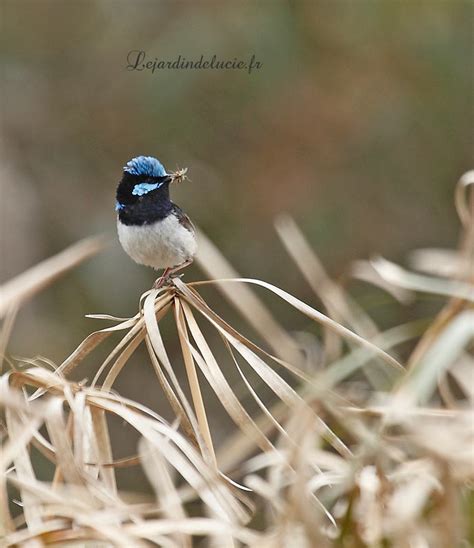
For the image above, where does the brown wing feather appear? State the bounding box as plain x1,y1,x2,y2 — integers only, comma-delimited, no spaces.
172,204,195,233
179,213,195,233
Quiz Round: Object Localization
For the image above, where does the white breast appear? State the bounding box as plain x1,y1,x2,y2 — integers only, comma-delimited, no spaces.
117,215,197,270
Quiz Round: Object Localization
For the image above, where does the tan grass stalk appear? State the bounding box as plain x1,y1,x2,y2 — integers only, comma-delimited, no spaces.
174,297,217,468
195,228,301,364
0,236,105,318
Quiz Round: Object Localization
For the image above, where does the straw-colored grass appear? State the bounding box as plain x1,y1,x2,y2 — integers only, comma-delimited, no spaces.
1,172,473,547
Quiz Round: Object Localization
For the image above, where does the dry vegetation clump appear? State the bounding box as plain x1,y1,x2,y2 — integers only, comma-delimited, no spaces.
1,172,473,547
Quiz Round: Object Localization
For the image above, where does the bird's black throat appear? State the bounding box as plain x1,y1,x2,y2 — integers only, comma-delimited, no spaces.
116,172,174,226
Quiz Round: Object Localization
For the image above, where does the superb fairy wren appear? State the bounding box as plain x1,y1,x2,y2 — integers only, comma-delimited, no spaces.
116,155,197,288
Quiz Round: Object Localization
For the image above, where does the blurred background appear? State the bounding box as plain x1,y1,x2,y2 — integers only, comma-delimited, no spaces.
1,1,472,490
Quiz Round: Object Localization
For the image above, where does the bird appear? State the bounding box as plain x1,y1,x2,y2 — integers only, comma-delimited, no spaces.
115,155,197,288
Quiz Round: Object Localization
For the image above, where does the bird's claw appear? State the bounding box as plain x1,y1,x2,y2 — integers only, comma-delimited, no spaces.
152,273,184,290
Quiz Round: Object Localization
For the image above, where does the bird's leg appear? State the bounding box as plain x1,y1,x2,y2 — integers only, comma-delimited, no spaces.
153,267,171,289
152,259,193,289
168,259,194,280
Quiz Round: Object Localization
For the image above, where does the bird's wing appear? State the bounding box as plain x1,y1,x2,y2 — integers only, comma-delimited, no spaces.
179,212,195,233
172,204,195,233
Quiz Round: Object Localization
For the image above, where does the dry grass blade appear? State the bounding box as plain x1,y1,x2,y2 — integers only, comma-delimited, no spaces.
60,309,144,380
121,518,260,545
275,214,399,389
174,279,351,458
180,279,314,384
97,294,173,389
5,403,44,532
92,396,249,523
408,248,469,278
222,337,289,440
143,290,203,449
0,305,18,373
185,277,403,373
195,228,300,364
45,397,86,487
216,397,290,474
455,171,474,287
351,259,413,303
371,256,474,302
100,329,146,390
0,235,105,318
140,437,191,548
318,320,421,389
2,368,252,545
393,311,474,406
275,213,344,363
180,300,276,455
0,376,56,535
275,213,379,338
174,297,217,467
144,334,198,447
455,169,474,229
90,406,117,495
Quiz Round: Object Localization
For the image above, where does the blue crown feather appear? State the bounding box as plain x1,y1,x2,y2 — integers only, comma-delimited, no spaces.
124,156,168,177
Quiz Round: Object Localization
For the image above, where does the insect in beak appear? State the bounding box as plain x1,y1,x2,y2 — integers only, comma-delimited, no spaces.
170,167,188,185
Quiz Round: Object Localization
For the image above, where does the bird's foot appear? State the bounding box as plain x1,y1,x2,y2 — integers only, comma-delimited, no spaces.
152,260,193,290
153,277,178,290
152,278,165,290
153,267,171,290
